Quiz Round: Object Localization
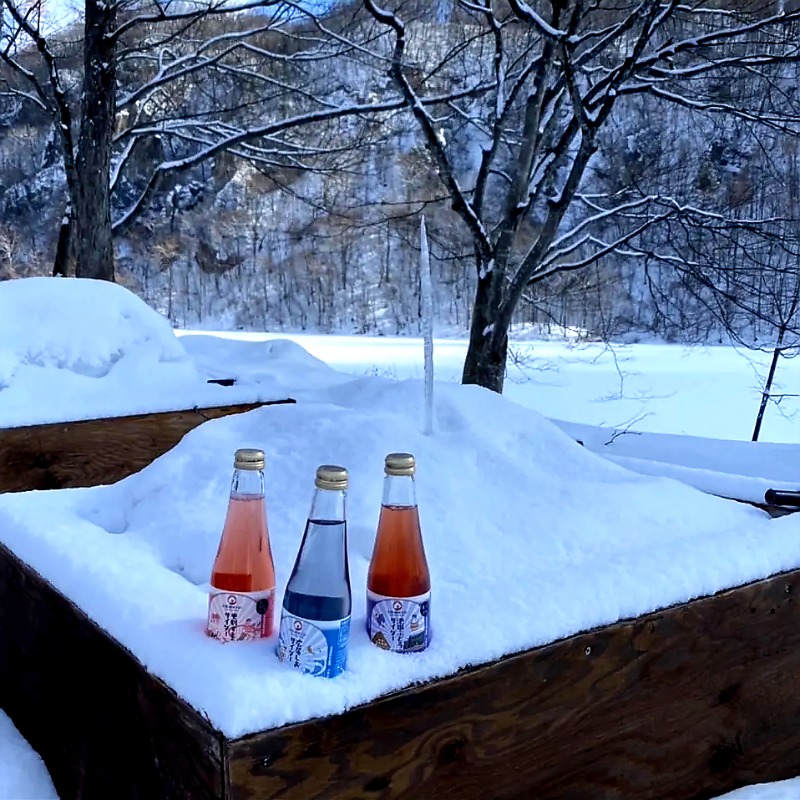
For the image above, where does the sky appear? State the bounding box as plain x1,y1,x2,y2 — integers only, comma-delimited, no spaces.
31,0,340,35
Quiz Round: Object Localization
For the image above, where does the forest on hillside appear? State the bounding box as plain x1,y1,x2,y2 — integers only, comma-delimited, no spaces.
0,0,798,357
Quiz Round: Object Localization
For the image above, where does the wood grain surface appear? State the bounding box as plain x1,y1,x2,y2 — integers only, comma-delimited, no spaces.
0,399,293,492
228,568,800,800
0,542,224,800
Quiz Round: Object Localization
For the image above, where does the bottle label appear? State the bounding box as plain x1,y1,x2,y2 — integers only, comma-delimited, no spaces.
367,590,431,653
277,611,350,678
206,588,274,642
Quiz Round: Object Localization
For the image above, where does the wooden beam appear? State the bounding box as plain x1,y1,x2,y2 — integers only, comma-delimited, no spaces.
0,541,224,800
228,568,800,800
0,398,294,493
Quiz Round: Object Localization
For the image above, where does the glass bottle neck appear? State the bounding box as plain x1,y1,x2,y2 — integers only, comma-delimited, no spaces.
231,468,265,498
309,487,346,522
382,474,417,508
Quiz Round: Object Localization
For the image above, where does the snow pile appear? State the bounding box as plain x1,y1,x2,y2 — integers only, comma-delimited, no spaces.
179,334,351,397
0,278,283,428
0,711,58,800
1,366,798,738
177,331,800,502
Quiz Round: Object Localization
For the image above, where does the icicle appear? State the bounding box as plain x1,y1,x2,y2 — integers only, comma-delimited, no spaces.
420,215,434,436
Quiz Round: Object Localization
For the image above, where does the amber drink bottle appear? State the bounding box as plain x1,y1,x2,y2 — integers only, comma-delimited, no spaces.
206,448,276,642
367,453,431,652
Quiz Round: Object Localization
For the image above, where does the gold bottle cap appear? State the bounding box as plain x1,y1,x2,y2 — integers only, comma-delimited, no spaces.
234,448,265,470
315,464,348,491
385,452,416,477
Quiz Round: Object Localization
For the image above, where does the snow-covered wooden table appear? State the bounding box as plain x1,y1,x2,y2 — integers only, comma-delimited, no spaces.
1,278,798,799
1,540,798,800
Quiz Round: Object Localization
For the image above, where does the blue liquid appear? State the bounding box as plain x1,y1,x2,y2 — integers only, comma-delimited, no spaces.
283,519,351,621
283,589,350,621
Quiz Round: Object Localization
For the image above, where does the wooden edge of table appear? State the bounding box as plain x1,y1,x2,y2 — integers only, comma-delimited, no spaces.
227,567,800,800
0,540,225,800
0,398,295,492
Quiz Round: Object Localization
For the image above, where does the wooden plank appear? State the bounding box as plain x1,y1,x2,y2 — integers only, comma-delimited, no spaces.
228,568,800,800
0,398,294,493
0,541,224,800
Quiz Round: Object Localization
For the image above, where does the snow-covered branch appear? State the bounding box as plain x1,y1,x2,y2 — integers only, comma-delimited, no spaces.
364,0,493,265
0,0,77,190
112,0,286,42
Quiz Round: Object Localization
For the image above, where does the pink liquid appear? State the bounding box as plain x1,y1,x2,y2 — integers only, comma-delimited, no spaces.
210,493,276,636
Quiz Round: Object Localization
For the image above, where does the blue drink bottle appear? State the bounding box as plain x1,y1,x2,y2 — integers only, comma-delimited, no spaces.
277,465,352,677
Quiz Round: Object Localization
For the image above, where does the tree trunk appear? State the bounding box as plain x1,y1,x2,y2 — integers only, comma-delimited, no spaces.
73,0,116,282
752,323,786,442
461,272,509,393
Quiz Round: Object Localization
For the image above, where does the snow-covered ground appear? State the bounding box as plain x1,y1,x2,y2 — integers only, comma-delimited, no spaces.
1,280,798,799
713,778,800,799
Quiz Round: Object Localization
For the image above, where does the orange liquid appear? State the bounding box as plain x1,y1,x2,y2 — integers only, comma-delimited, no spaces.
367,505,430,598
211,494,276,592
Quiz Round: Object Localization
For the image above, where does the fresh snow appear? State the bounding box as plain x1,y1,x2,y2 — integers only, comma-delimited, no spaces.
557,421,799,504
176,330,799,446
2,328,799,738
0,278,283,428
177,331,799,501
713,778,800,799
0,712,58,799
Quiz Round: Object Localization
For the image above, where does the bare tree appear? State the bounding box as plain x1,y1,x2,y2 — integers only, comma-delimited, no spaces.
751,269,799,441
0,0,489,280
364,0,800,392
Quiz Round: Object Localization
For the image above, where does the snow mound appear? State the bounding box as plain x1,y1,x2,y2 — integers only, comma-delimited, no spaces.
178,333,349,396
1,374,797,739
0,278,283,427
0,276,190,380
